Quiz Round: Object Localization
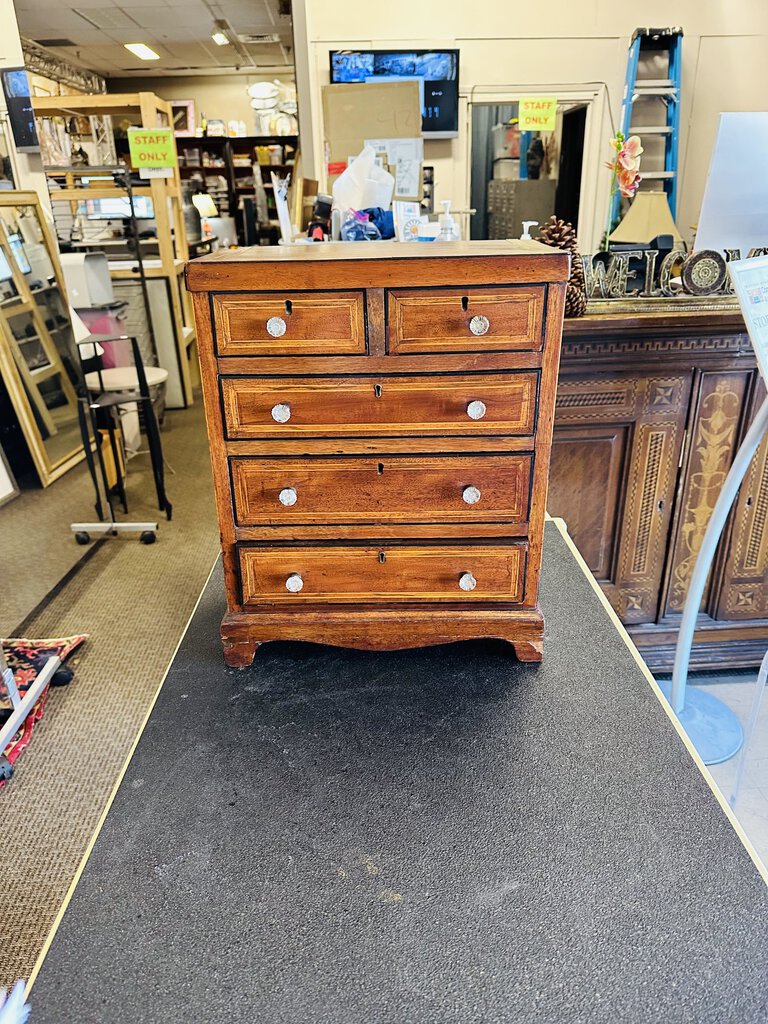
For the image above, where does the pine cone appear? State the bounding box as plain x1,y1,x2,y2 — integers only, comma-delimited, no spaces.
565,283,588,318
536,215,579,253
536,215,587,318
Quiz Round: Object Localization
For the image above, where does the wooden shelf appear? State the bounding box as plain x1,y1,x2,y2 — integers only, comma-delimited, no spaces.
33,92,196,408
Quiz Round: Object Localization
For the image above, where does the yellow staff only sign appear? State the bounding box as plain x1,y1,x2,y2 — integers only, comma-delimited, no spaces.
519,97,557,132
127,127,177,168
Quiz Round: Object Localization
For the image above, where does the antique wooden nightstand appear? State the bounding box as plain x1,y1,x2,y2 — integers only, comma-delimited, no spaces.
186,241,568,666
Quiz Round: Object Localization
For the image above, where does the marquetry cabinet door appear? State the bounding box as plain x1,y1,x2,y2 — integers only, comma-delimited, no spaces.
549,372,692,623
716,378,768,620
662,370,752,618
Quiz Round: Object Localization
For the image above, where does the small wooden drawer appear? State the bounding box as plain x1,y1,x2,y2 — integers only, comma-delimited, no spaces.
213,291,366,356
388,286,545,354
238,543,527,604
231,454,532,527
221,373,537,439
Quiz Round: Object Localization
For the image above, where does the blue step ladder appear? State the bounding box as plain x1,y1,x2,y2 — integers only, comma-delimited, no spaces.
609,27,683,232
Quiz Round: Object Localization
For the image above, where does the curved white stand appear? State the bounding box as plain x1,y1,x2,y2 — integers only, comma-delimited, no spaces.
668,397,768,764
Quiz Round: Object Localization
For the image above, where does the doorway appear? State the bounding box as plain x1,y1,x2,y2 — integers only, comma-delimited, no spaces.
470,100,588,241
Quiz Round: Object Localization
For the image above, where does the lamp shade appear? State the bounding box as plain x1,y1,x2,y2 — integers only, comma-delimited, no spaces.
609,190,683,245
191,193,218,218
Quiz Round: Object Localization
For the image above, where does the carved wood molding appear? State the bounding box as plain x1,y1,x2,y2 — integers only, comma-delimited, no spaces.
562,333,752,360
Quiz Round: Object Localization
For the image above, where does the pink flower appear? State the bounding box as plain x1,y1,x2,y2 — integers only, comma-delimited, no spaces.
617,136,643,171
618,167,641,198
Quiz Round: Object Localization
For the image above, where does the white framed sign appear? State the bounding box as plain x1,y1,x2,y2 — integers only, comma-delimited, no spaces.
729,254,768,387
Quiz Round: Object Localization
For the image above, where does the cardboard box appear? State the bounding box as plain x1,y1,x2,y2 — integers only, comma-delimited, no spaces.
321,81,421,191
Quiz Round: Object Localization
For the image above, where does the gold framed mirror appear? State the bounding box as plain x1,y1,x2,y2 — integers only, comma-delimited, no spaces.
0,189,84,485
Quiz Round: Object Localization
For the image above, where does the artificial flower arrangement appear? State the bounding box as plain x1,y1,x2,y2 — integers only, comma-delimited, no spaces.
603,130,643,245
607,131,643,197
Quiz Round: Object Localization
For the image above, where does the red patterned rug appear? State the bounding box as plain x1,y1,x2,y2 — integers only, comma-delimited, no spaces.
1,635,87,787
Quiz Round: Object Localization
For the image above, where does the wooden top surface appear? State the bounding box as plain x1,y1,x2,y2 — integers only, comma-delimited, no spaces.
186,240,570,291
563,307,746,335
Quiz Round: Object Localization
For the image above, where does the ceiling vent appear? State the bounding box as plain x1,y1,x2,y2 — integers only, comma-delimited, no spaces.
36,38,76,47
237,33,280,44
73,8,139,30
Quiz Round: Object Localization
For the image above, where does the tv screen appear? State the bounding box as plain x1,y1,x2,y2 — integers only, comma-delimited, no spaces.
84,197,155,220
330,49,459,138
1,69,39,153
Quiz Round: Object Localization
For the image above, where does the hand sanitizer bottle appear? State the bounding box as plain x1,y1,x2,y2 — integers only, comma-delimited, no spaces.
437,200,460,241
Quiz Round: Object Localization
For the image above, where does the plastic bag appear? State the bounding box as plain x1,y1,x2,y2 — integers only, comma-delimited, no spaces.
340,210,382,242
332,146,394,212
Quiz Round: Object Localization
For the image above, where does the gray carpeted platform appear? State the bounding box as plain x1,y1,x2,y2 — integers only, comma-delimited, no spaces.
27,523,768,1023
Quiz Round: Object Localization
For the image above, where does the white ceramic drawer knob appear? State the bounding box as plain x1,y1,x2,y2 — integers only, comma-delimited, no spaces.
462,485,482,505
279,487,298,507
271,403,291,423
266,315,287,338
285,573,304,593
459,572,477,592
466,400,487,421
469,314,490,336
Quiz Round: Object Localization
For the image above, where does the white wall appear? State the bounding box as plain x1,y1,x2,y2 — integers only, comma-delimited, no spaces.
294,0,768,250
108,74,296,131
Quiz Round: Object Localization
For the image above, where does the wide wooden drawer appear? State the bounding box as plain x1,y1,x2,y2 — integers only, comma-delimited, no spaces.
213,291,366,356
238,543,527,604
388,286,545,354
221,373,537,438
231,454,532,526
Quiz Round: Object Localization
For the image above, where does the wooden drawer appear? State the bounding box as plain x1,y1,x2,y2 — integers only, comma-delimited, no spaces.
213,291,366,356
238,543,527,604
221,373,537,439
231,454,532,526
388,286,545,354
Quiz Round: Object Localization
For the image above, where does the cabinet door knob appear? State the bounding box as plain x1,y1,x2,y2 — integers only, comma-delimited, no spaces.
271,402,291,423
285,573,304,593
469,314,490,336
466,400,487,421
462,485,482,505
279,487,298,507
266,315,287,338
458,571,477,592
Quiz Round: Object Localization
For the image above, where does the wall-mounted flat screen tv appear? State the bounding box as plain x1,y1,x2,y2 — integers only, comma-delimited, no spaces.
329,50,460,139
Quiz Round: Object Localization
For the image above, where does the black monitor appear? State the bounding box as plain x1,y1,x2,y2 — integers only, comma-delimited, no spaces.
329,49,460,138
1,69,39,152
84,196,155,220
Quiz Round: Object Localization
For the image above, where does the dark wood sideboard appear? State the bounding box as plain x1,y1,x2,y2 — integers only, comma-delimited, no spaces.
549,308,767,671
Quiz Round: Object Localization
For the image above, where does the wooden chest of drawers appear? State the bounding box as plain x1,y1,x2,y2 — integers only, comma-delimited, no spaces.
186,241,568,667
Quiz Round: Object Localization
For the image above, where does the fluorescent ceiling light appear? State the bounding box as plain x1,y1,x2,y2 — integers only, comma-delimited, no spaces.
124,43,160,60
211,30,229,45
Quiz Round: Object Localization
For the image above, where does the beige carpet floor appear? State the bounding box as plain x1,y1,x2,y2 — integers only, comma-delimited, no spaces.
0,452,96,636
0,395,219,986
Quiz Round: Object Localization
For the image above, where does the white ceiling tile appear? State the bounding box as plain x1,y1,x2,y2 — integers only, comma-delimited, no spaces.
18,0,293,75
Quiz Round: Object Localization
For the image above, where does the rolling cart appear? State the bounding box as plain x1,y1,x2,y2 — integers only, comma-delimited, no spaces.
71,332,171,545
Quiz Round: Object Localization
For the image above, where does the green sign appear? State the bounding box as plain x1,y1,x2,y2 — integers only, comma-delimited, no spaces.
519,97,557,132
127,127,177,168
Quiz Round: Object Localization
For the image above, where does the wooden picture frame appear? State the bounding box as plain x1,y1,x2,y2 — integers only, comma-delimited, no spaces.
171,99,195,137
